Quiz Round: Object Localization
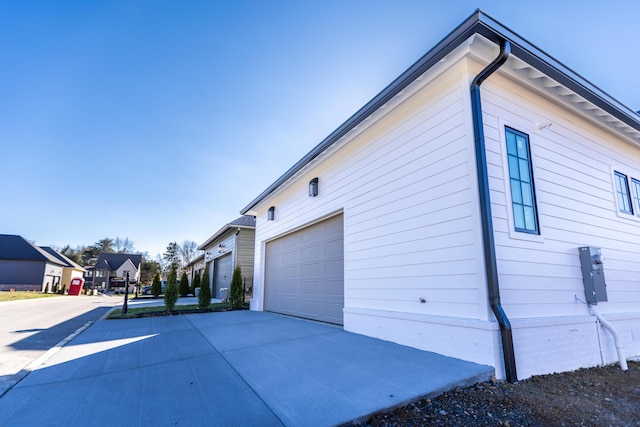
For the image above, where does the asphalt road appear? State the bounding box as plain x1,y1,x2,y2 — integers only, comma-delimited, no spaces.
0,295,120,395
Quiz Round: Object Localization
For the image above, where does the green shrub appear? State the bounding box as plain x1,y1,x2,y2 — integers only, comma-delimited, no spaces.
191,271,200,296
179,272,189,298
151,273,162,297
164,268,179,312
229,265,243,309
198,269,211,310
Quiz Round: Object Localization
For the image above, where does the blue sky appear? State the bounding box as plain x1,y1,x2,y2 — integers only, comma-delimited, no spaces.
1,0,638,259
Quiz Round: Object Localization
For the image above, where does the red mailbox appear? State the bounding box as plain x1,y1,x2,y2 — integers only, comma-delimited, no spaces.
68,277,85,296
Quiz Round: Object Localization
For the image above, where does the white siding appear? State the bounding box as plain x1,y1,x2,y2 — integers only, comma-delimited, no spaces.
481,70,640,318
250,39,640,379
252,56,488,323
479,64,640,377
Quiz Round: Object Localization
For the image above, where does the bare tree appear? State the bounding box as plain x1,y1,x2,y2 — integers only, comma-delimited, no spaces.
114,237,135,253
156,253,169,277
179,240,199,267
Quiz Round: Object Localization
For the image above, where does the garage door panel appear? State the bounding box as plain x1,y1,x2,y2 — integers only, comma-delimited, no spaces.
265,214,344,325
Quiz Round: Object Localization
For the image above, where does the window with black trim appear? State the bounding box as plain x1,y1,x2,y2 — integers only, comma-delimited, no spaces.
631,178,640,217
505,127,539,234
614,171,634,215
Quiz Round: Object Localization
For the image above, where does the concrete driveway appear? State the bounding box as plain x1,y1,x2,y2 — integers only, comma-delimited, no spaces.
0,310,493,426
0,295,118,396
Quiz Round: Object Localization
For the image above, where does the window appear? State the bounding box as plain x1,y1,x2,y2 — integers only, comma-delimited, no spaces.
505,127,539,234
614,171,633,215
631,179,640,217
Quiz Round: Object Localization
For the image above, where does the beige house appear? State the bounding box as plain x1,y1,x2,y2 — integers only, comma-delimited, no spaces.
198,216,256,300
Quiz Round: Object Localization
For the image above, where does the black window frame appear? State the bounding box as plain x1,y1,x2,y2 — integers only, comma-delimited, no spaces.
614,171,634,215
505,127,540,234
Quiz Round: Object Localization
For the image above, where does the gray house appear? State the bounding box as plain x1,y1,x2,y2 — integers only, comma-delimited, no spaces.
198,216,255,300
0,234,65,292
85,253,142,292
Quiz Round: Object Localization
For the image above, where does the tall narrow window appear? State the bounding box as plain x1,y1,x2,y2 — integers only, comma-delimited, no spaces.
614,171,633,214
505,127,539,234
630,178,640,216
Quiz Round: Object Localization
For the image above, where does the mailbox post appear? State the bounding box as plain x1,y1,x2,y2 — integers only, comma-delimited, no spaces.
123,271,129,314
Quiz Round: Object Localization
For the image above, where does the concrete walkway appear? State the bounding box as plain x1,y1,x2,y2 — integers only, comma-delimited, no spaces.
0,310,493,426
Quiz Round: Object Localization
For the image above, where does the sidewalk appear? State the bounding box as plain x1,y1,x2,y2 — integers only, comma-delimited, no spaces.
0,310,493,426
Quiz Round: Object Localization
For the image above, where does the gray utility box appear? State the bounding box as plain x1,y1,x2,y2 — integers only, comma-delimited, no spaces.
578,246,608,303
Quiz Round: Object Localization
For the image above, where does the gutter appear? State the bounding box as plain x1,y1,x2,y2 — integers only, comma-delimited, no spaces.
470,39,518,382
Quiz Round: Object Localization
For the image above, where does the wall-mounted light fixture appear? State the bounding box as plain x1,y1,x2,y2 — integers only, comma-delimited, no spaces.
218,243,226,253
267,206,275,220
309,177,319,197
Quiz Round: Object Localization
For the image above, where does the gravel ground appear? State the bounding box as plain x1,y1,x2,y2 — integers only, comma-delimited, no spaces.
360,361,639,427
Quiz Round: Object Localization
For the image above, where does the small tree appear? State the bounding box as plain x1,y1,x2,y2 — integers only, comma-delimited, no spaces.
164,267,179,312
191,271,200,296
151,273,162,297
179,272,189,297
229,265,243,309
199,269,211,310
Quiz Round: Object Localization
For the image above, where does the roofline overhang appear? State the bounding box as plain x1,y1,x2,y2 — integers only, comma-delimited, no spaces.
197,224,255,250
240,9,640,215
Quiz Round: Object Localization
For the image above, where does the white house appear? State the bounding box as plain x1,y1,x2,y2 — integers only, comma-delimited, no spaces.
240,10,640,381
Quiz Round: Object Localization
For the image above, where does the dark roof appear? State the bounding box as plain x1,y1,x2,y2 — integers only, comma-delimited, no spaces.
240,9,640,215
93,253,142,271
40,247,85,270
197,215,256,250
0,234,66,265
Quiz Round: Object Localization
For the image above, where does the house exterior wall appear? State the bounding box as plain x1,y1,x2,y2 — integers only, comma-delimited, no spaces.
250,37,640,380
235,228,255,290
41,263,63,292
0,260,47,291
203,231,237,295
251,45,501,370
61,268,84,290
477,64,640,379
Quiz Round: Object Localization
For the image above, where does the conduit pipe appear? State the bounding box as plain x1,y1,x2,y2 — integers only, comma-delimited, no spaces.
470,39,518,382
589,304,628,371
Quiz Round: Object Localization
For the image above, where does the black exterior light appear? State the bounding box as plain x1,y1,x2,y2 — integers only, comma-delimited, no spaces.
267,206,275,220
309,177,319,197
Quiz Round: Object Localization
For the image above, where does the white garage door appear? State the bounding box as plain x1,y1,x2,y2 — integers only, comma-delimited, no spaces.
214,253,233,299
264,214,344,325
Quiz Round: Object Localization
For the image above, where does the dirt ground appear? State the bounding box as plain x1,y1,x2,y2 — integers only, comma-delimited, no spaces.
363,361,639,427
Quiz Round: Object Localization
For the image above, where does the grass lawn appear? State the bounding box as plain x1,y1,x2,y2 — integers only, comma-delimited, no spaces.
0,291,62,302
108,301,249,319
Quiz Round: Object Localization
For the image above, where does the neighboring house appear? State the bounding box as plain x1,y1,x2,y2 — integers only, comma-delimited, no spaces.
197,216,256,300
40,247,86,290
85,253,142,292
0,234,65,292
184,253,205,288
240,10,640,381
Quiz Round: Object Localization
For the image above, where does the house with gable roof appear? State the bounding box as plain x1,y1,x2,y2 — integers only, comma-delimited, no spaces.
40,246,86,291
85,253,142,292
241,10,640,380
198,216,255,300
0,234,66,292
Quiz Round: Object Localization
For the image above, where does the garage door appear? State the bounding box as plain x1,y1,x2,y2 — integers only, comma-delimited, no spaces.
264,214,344,325
214,253,233,299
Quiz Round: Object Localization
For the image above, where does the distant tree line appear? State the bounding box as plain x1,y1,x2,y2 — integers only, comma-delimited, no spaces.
57,238,201,286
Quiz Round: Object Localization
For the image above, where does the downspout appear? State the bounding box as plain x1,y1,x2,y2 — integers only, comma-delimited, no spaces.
470,39,518,382
589,303,628,371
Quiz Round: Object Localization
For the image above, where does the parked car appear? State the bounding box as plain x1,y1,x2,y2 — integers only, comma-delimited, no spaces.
142,280,178,295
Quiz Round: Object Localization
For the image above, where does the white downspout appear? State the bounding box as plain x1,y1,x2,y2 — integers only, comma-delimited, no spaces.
589,304,628,371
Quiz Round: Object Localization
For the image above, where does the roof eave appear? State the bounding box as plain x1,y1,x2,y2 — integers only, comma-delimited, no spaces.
240,9,640,214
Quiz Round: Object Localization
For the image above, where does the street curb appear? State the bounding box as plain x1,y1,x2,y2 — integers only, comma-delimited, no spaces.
0,320,95,398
